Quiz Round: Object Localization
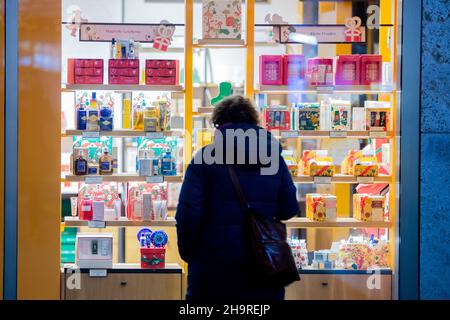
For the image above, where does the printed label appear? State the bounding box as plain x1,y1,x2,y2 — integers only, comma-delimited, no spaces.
357,177,375,184
314,177,332,184
88,221,106,229
85,176,103,185
330,131,348,138
82,131,100,138
146,176,164,184
146,132,164,139
89,269,107,278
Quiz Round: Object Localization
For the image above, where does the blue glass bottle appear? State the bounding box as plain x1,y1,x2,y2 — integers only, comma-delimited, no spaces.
161,148,176,176
100,104,113,131
76,103,87,130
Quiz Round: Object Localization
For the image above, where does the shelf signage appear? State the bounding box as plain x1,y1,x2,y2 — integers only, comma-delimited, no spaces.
330,131,348,138
82,131,100,138
89,269,107,278
146,132,165,140
88,221,107,229
281,131,299,139
357,177,375,184
370,131,388,138
314,177,332,184
85,176,103,185
146,176,164,184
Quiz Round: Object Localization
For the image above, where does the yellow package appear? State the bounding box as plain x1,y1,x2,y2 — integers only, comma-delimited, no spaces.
308,157,335,177
306,194,337,222
353,194,385,221
352,156,379,177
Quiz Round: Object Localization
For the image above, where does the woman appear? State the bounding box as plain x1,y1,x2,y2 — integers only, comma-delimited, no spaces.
176,95,299,301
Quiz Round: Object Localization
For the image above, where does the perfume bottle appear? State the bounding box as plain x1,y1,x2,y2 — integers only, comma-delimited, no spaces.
87,159,99,175
80,195,93,221
99,147,113,175
99,104,114,131
143,102,159,132
138,151,152,177
122,93,132,129
131,191,143,221
87,92,99,131
161,148,176,176
74,151,88,176
133,104,144,131
76,103,87,131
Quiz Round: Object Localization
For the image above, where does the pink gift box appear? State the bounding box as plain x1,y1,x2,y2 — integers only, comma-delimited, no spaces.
145,59,179,86
283,55,306,86
361,55,382,85
109,76,139,85
260,55,284,86
146,77,177,86
335,55,361,86
307,58,334,86
68,59,105,84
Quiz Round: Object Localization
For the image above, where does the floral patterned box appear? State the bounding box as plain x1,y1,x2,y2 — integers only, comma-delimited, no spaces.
202,0,242,40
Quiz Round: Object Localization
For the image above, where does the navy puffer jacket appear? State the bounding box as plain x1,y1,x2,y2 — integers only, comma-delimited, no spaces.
176,123,299,301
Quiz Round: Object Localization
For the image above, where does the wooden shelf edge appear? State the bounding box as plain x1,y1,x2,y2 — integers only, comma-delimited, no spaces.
285,218,391,229
292,175,392,184
62,130,183,138
255,84,396,94
64,217,177,227
62,84,185,93
63,175,183,183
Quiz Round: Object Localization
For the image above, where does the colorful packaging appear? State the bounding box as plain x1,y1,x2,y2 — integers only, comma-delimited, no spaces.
67,59,104,85
365,101,391,132
202,0,242,40
330,101,352,131
289,239,308,270
337,240,390,270
293,103,320,131
353,194,385,222
127,183,168,221
77,183,119,217
145,60,179,86
263,106,291,131
335,55,361,86
281,150,298,177
108,59,139,85
283,55,306,86
260,55,284,86
306,58,334,86
361,54,382,85
306,194,337,222
300,150,333,176
352,155,379,177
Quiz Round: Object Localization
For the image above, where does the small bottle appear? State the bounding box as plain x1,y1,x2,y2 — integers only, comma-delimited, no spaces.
99,147,113,175
111,38,116,59
80,195,93,221
128,39,135,59
132,191,143,221
76,103,87,131
139,151,152,177
87,92,99,131
74,151,88,176
99,104,114,131
133,104,144,131
122,93,132,129
161,148,176,176
152,158,161,176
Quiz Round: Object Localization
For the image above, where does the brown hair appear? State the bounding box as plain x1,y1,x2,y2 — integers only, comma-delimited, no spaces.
211,95,260,127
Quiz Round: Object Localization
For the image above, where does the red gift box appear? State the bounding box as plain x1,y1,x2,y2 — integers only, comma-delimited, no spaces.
263,108,291,131
283,55,306,86
108,59,140,85
336,55,361,86
360,55,382,85
145,59,179,86
68,59,104,84
260,55,284,86
141,248,166,269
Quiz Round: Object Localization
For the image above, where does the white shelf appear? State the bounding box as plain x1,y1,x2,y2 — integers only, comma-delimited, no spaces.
255,84,396,95
63,130,183,138
63,174,183,183
285,217,391,229
64,217,177,228
278,130,393,139
62,84,185,93
194,39,246,48
292,175,392,184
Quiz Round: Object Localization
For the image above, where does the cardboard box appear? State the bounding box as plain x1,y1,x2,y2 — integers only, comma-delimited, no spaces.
67,59,104,84
76,233,113,269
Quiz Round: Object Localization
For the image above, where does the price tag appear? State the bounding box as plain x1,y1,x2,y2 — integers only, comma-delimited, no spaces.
357,177,375,184
88,221,106,229
146,132,164,140
316,86,334,94
281,131,299,139
82,131,100,138
314,177,332,184
85,176,103,185
330,131,348,138
370,131,387,138
89,269,107,278
146,176,164,184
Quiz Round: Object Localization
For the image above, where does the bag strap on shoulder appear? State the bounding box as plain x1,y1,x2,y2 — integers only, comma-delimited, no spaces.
227,166,251,211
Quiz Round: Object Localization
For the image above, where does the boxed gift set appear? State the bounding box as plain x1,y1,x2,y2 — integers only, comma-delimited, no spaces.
145,60,179,86
262,106,291,131
353,194,386,222
341,149,379,177
202,0,242,40
76,233,113,269
78,183,120,221
306,58,334,86
138,228,168,269
292,103,320,131
108,59,140,85
282,150,298,177
365,101,391,132
259,55,284,86
301,150,335,177
306,194,337,222
337,237,390,270
335,55,361,86
289,238,309,270
127,183,168,221
361,55,382,85
67,59,104,85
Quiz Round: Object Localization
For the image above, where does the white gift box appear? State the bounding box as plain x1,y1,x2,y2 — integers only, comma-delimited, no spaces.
76,233,113,269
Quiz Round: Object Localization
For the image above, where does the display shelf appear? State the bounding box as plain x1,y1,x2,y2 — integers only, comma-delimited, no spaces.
62,130,183,138
194,39,246,48
278,130,393,139
64,216,176,227
292,175,391,184
197,107,215,114
63,174,183,183
255,84,396,95
285,217,391,229
63,263,183,274
298,268,393,275
62,84,185,93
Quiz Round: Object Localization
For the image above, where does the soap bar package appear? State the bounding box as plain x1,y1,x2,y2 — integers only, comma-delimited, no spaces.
76,233,113,269
330,101,352,131
202,0,242,40
353,194,385,222
293,103,320,131
306,194,337,222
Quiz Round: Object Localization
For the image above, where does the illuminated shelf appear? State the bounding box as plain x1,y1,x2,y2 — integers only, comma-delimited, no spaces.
62,130,183,138
255,85,396,95
194,39,246,48
63,217,176,228
63,174,183,183
292,175,392,184
285,217,391,229
278,130,393,139
62,84,185,93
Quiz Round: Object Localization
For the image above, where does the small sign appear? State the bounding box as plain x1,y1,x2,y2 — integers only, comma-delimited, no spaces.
357,177,375,184
146,132,164,140
314,177,332,184
281,131,299,139
88,221,106,229
279,23,366,44
370,131,387,138
82,131,100,138
330,131,348,138
89,269,107,278
85,176,103,185
316,86,335,94
146,176,164,184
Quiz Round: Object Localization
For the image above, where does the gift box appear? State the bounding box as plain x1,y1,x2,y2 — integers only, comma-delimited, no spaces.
202,0,242,40
293,103,320,131
352,155,379,177
260,55,284,86
76,233,113,269
108,59,140,85
306,194,337,222
361,55,382,85
353,194,385,222
330,101,352,131
283,55,306,86
263,107,291,131
300,150,329,176
289,239,308,270
341,150,362,175
145,59,179,86
282,150,298,177
338,243,374,270
365,101,391,132
67,59,104,85
140,247,166,269
307,58,334,86
127,183,168,221
77,183,120,218
335,55,361,86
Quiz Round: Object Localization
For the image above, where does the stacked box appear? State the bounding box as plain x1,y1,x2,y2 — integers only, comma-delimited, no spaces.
335,55,361,86
260,55,284,85
307,58,334,86
361,55,382,85
306,194,337,222
353,194,385,222
145,60,179,85
67,59,104,84
283,55,306,85
108,59,140,85
263,107,291,131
